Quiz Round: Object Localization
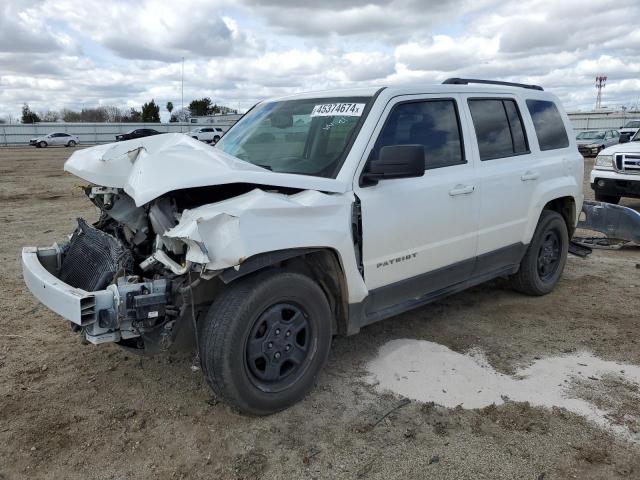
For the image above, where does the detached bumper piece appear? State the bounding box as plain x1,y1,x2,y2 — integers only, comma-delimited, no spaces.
22,219,170,346
575,200,640,247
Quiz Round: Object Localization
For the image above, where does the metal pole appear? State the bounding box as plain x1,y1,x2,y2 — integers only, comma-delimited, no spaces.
181,57,184,132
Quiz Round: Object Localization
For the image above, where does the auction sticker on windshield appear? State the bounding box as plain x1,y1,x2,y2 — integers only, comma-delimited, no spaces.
311,103,365,117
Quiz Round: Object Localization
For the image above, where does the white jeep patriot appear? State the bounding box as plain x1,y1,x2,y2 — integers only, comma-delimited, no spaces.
22,78,583,414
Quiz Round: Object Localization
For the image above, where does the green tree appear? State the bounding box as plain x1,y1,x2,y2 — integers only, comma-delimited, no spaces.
141,99,160,122
166,101,174,116
188,97,214,117
21,103,40,124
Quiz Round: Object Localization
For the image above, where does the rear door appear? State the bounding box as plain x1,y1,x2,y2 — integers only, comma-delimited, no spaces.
461,94,537,272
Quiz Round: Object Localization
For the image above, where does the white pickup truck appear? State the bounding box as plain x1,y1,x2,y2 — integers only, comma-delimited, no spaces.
591,128,640,204
22,79,583,414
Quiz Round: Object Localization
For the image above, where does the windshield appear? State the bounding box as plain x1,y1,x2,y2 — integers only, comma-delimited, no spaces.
623,121,640,128
632,130,640,141
216,96,372,178
577,131,605,140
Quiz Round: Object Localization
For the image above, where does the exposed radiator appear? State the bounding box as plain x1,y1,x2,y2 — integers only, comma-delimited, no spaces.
59,218,133,291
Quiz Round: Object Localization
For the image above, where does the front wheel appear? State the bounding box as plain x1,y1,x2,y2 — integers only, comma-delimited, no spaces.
200,270,332,415
510,210,568,296
38,141,47,148
213,135,220,144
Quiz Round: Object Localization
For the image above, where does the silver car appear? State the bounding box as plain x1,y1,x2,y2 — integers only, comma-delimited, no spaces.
575,130,620,157
29,132,80,148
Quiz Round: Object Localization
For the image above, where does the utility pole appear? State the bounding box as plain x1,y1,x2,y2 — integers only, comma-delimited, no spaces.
595,75,606,110
181,57,184,130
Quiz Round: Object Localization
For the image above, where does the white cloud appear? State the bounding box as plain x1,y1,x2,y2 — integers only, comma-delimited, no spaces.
1,0,640,119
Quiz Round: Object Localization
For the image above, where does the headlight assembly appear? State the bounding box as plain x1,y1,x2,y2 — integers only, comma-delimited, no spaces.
594,154,613,170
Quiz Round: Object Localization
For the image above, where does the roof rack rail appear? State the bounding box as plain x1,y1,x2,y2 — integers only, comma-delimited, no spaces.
442,78,544,91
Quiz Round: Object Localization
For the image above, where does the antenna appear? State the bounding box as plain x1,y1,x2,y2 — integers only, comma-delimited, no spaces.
595,75,606,109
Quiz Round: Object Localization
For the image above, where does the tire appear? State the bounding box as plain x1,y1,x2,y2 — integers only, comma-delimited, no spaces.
67,140,77,147
213,136,220,144
200,270,332,415
594,193,620,204
191,136,198,140
510,210,568,296
38,141,47,148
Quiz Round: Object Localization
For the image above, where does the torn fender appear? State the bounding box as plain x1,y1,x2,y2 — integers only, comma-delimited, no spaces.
164,188,369,303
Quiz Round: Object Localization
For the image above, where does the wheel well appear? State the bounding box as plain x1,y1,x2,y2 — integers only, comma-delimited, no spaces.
219,249,349,336
543,196,576,237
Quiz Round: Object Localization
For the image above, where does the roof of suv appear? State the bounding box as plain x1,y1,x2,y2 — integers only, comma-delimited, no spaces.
268,83,553,103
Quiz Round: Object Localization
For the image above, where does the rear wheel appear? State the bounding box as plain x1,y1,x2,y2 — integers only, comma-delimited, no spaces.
67,140,77,147
594,193,620,204
200,270,332,415
510,210,568,296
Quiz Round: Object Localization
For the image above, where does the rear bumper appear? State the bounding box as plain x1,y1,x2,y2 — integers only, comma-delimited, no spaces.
22,245,115,326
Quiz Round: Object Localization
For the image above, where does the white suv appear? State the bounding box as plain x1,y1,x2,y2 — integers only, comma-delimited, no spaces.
22,79,583,414
187,126,224,143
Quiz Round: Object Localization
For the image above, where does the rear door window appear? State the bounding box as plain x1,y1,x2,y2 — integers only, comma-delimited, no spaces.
525,100,569,150
468,99,529,161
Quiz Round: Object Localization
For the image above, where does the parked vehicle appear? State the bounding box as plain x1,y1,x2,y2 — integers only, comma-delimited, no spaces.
187,126,225,143
591,128,640,204
29,132,79,148
22,79,583,415
575,130,620,156
619,119,640,140
115,128,161,141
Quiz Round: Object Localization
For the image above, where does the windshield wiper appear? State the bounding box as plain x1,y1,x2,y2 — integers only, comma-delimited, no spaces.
255,164,273,171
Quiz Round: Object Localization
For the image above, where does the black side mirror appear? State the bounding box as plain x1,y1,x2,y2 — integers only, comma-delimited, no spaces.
619,133,631,144
361,145,425,186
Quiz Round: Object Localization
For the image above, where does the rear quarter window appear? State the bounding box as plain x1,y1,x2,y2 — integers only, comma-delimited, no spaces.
526,100,569,151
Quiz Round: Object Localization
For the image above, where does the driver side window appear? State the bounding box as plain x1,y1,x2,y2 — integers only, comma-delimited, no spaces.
372,99,465,170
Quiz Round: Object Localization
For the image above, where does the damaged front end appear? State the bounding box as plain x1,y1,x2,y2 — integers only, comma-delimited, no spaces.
22,186,204,351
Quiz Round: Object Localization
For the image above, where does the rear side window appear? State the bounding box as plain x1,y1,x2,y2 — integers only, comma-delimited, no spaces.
468,99,528,161
526,100,569,150
373,99,465,170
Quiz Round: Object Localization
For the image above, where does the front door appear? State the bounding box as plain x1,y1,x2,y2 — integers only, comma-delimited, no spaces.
354,94,479,313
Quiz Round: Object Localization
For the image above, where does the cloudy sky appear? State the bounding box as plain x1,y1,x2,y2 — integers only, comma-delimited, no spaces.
1,0,639,121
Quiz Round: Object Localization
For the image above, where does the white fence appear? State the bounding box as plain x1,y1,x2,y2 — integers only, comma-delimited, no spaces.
0,120,238,146
568,111,640,132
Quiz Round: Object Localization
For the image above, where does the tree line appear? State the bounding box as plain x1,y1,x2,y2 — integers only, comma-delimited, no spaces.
18,97,238,124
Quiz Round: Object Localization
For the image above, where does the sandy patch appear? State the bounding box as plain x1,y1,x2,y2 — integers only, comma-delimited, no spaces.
366,339,640,441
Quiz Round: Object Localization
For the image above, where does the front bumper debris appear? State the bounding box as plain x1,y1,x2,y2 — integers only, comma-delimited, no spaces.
22,242,169,346
576,200,640,246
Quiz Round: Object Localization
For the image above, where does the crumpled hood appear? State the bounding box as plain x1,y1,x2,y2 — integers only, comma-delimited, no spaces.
64,133,347,206
600,141,640,156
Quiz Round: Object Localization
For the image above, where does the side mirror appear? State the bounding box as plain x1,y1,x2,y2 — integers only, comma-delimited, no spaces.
619,133,631,144
361,145,425,186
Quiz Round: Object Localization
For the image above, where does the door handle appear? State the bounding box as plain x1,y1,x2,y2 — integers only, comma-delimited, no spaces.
449,184,475,196
521,171,540,181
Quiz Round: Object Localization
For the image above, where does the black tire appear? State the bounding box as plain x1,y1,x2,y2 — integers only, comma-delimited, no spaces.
38,141,47,148
213,135,220,144
200,270,332,415
594,193,620,204
510,210,568,296
67,140,77,147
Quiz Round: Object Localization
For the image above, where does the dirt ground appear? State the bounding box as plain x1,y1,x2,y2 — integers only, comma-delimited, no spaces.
1,145,640,480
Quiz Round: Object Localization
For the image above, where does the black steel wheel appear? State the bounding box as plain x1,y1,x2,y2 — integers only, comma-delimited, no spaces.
245,302,313,392
511,210,568,296
200,270,332,415
537,230,561,281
